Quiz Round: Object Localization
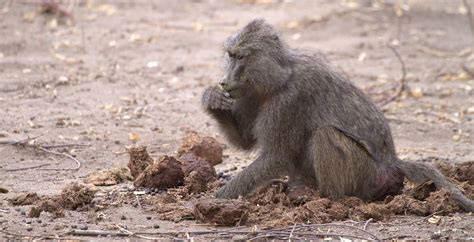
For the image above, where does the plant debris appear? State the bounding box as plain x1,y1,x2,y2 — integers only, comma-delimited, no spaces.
85,167,132,186
127,146,154,179
8,192,41,206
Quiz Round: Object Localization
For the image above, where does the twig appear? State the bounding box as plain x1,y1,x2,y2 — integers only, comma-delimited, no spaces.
264,223,379,240
463,0,474,51
0,136,83,170
363,218,373,230
115,224,160,240
289,223,297,239
67,229,130,237
377,45,406,107
4,163,51,171
37,146,81,170
248,231,371,241
0,133,46,147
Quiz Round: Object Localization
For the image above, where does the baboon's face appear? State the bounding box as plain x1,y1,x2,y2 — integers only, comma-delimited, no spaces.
221,20,288,98
220,48,252,99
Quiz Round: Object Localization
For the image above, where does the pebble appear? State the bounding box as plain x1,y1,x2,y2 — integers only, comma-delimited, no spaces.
229,166,237,171
15,208,20,212
153,224,160,229
431,233,443,239
79,225,88,230
36,220,42,224
146,216,152,220
71,225,77,229
120,215,126,220
53,224,64,230
20,210,26,216
25,221,31,224
26,227,33,232
41,223,47,227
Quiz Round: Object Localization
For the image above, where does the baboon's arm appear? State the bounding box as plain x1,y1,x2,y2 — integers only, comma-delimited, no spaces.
215,153,287,198
207,109,256,150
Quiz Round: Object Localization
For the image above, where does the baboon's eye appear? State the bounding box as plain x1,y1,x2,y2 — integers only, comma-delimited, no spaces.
228,51,244,60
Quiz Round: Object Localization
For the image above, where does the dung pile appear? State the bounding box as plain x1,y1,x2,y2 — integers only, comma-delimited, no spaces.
9,182,96,218
127,132,222,193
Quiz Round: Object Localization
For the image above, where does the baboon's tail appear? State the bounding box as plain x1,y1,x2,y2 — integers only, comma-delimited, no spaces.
396,159,474,212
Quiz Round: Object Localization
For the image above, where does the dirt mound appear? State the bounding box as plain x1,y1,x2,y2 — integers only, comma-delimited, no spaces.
156,201,194,222
58,182,96,210
134,156,185,189
180,154,218,193
408,181,437,200
127,146,154,179
8,192,41,206
28,199,64,218
426,189,461,214
10,183,96,218
194,199,250,226
435,161,474,185
177,131,223,166
85,167,132,186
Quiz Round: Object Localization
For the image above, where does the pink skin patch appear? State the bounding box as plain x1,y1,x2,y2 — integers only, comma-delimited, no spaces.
371,167,404,201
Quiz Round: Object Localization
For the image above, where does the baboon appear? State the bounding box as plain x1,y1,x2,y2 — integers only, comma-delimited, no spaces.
201,19,474,211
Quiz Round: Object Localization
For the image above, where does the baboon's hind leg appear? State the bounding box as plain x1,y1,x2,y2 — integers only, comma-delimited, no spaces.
311,126,378,200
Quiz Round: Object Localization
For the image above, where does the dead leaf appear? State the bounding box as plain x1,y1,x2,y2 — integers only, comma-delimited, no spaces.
128,132,140,142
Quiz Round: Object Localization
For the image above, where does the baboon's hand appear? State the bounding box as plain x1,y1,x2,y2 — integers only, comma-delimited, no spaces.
202,86,234,110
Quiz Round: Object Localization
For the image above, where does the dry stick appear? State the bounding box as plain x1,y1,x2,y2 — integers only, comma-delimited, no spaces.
363,218,373,230
264,223,379,240
5,163,51,171
36,146,81,170
0,137,82,170
0,133,46,147
67,230,130,237
115,225,162,240
463,0,474,51
378,45,407,107
248,231,371,241
289,223,297,239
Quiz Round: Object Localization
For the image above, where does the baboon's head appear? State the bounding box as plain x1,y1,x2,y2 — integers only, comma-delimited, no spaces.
221,19,291,99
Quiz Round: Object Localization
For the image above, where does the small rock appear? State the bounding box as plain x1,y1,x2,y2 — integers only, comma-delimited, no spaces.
71,225,77,229
120,215,126,220
20,210,26,216
25,220,31,224
146,216,152,220
153,224,160,229
79,225,88,230
53,224,64,230
36,219,42,223
26,227,33,232
41,223,47,227
431,232,443,239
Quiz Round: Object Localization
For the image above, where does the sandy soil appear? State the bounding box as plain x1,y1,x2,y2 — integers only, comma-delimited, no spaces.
0,0,473,240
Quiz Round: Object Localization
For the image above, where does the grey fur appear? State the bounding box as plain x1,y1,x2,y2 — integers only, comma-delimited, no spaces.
201,19,474,212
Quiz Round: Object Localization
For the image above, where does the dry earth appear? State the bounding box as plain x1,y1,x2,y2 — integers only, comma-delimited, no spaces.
0,0,473,240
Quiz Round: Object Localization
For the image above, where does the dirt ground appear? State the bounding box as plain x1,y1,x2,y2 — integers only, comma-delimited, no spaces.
1,0,473,240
